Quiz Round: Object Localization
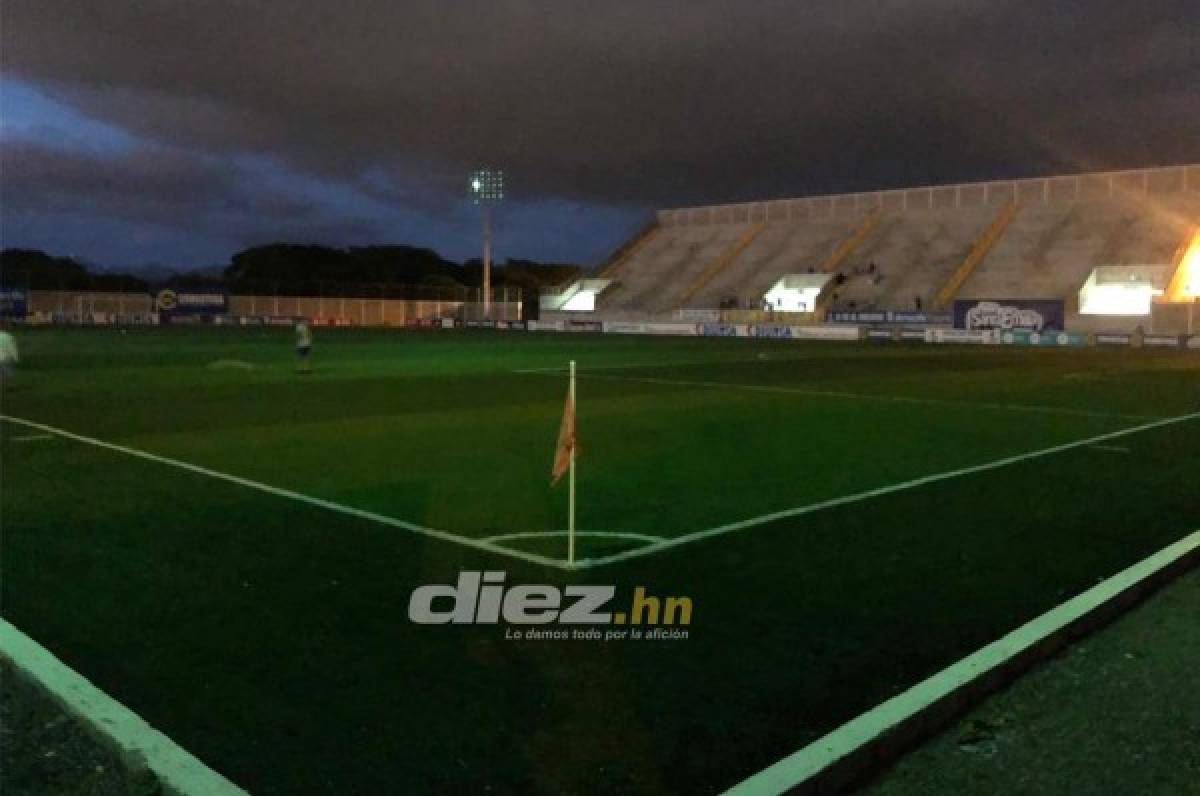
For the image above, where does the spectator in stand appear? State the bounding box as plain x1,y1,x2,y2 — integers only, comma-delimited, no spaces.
914,295,923,311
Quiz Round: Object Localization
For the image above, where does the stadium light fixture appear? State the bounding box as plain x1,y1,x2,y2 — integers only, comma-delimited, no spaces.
468,169,505,317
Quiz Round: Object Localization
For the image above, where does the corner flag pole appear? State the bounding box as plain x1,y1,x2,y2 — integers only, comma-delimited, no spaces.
568,359,577,567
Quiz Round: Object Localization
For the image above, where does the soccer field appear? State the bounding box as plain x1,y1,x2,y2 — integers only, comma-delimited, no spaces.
3,326,1198,793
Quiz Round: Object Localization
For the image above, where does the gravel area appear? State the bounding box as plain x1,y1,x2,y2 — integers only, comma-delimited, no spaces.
0,661,159,795
865,565,1200,795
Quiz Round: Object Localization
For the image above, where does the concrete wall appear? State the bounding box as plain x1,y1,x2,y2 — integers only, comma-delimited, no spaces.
659,164,1200,228
26,291,521,324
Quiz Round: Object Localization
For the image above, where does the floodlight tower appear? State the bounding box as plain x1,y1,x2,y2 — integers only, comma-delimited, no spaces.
468,169,504,318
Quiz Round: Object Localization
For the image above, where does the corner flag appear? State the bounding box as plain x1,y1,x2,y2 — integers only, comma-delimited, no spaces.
551,361,577,565
550,380,575,487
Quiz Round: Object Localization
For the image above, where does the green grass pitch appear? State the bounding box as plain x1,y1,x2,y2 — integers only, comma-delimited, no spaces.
2,326,1198,793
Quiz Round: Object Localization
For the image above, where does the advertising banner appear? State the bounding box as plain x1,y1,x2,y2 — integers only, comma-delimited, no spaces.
750,324,796,338
953,299,1064,331
792,325,863,341
1143,335,1183,348
1094,333,1132,346
998,330,1087,347
643,323,698,336
602,322,645,334
156,289,229,320
0,287,28,319
925,328,997,344
698,323,741,337
827,310,952,325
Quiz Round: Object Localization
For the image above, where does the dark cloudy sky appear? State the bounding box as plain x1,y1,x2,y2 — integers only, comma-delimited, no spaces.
2,1,1197,269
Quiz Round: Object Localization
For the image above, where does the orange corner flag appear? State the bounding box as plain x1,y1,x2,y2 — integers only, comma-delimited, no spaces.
550,383,576,486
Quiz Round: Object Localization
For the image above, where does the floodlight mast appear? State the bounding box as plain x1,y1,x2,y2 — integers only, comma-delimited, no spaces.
469,169,504,319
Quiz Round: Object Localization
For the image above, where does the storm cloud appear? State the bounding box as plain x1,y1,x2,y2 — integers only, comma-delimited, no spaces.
2,0,1197,264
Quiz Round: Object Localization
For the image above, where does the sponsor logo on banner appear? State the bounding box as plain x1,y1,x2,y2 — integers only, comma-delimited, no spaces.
1095,333,1131,346
954,299,1064,331
827,310,952,325
156,289,228,317
0,287,28,319
699,323,739,337
926,328,996,344
867,329,894,340
1143,335,1182,348
792,325,863,340
567,320,604,332
1000,330,1086,347
643,323,698,336
751,324,794,338
828,310,887,323
603,322,646,334
1188,336,1200,350
900,329,928,341
527,320,564,331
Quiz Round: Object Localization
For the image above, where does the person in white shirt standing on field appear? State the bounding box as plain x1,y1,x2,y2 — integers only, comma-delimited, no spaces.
295,319,313,374
0,325,18,391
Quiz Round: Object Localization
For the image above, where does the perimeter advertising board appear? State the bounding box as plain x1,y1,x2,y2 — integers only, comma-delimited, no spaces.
0,287,28,319
953,299,1065,332
156,289,229,321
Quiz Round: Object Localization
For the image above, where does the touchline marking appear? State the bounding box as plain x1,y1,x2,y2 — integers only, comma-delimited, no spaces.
481,530,665,545
572,372,1157,422
0,415,574,571
1090,443,1131,453
570,410,1200,569
723,528,1200,795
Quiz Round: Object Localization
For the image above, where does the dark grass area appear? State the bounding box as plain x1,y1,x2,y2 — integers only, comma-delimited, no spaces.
1,327,1198,793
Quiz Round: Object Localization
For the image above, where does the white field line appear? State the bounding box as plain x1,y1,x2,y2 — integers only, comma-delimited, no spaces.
570,411,1200,569
724,528,1200,795
571,372,1156,422
512,355,814,374
9,433,55,442
0,617,248,795
8,411,1197,573
1090,443,1132,453
0,414,574,571
482,530,665,544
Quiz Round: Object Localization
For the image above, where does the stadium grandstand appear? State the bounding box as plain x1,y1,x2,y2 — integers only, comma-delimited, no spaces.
543,164,1200,335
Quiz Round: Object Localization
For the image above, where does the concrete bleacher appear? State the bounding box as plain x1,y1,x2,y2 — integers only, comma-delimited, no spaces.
959,195,1199,303
829,206,1000,311
590,164,1198,321
691,218,862,308
603,224,746,313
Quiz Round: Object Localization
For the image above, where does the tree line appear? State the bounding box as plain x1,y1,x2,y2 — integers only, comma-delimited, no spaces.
0,244,582,297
